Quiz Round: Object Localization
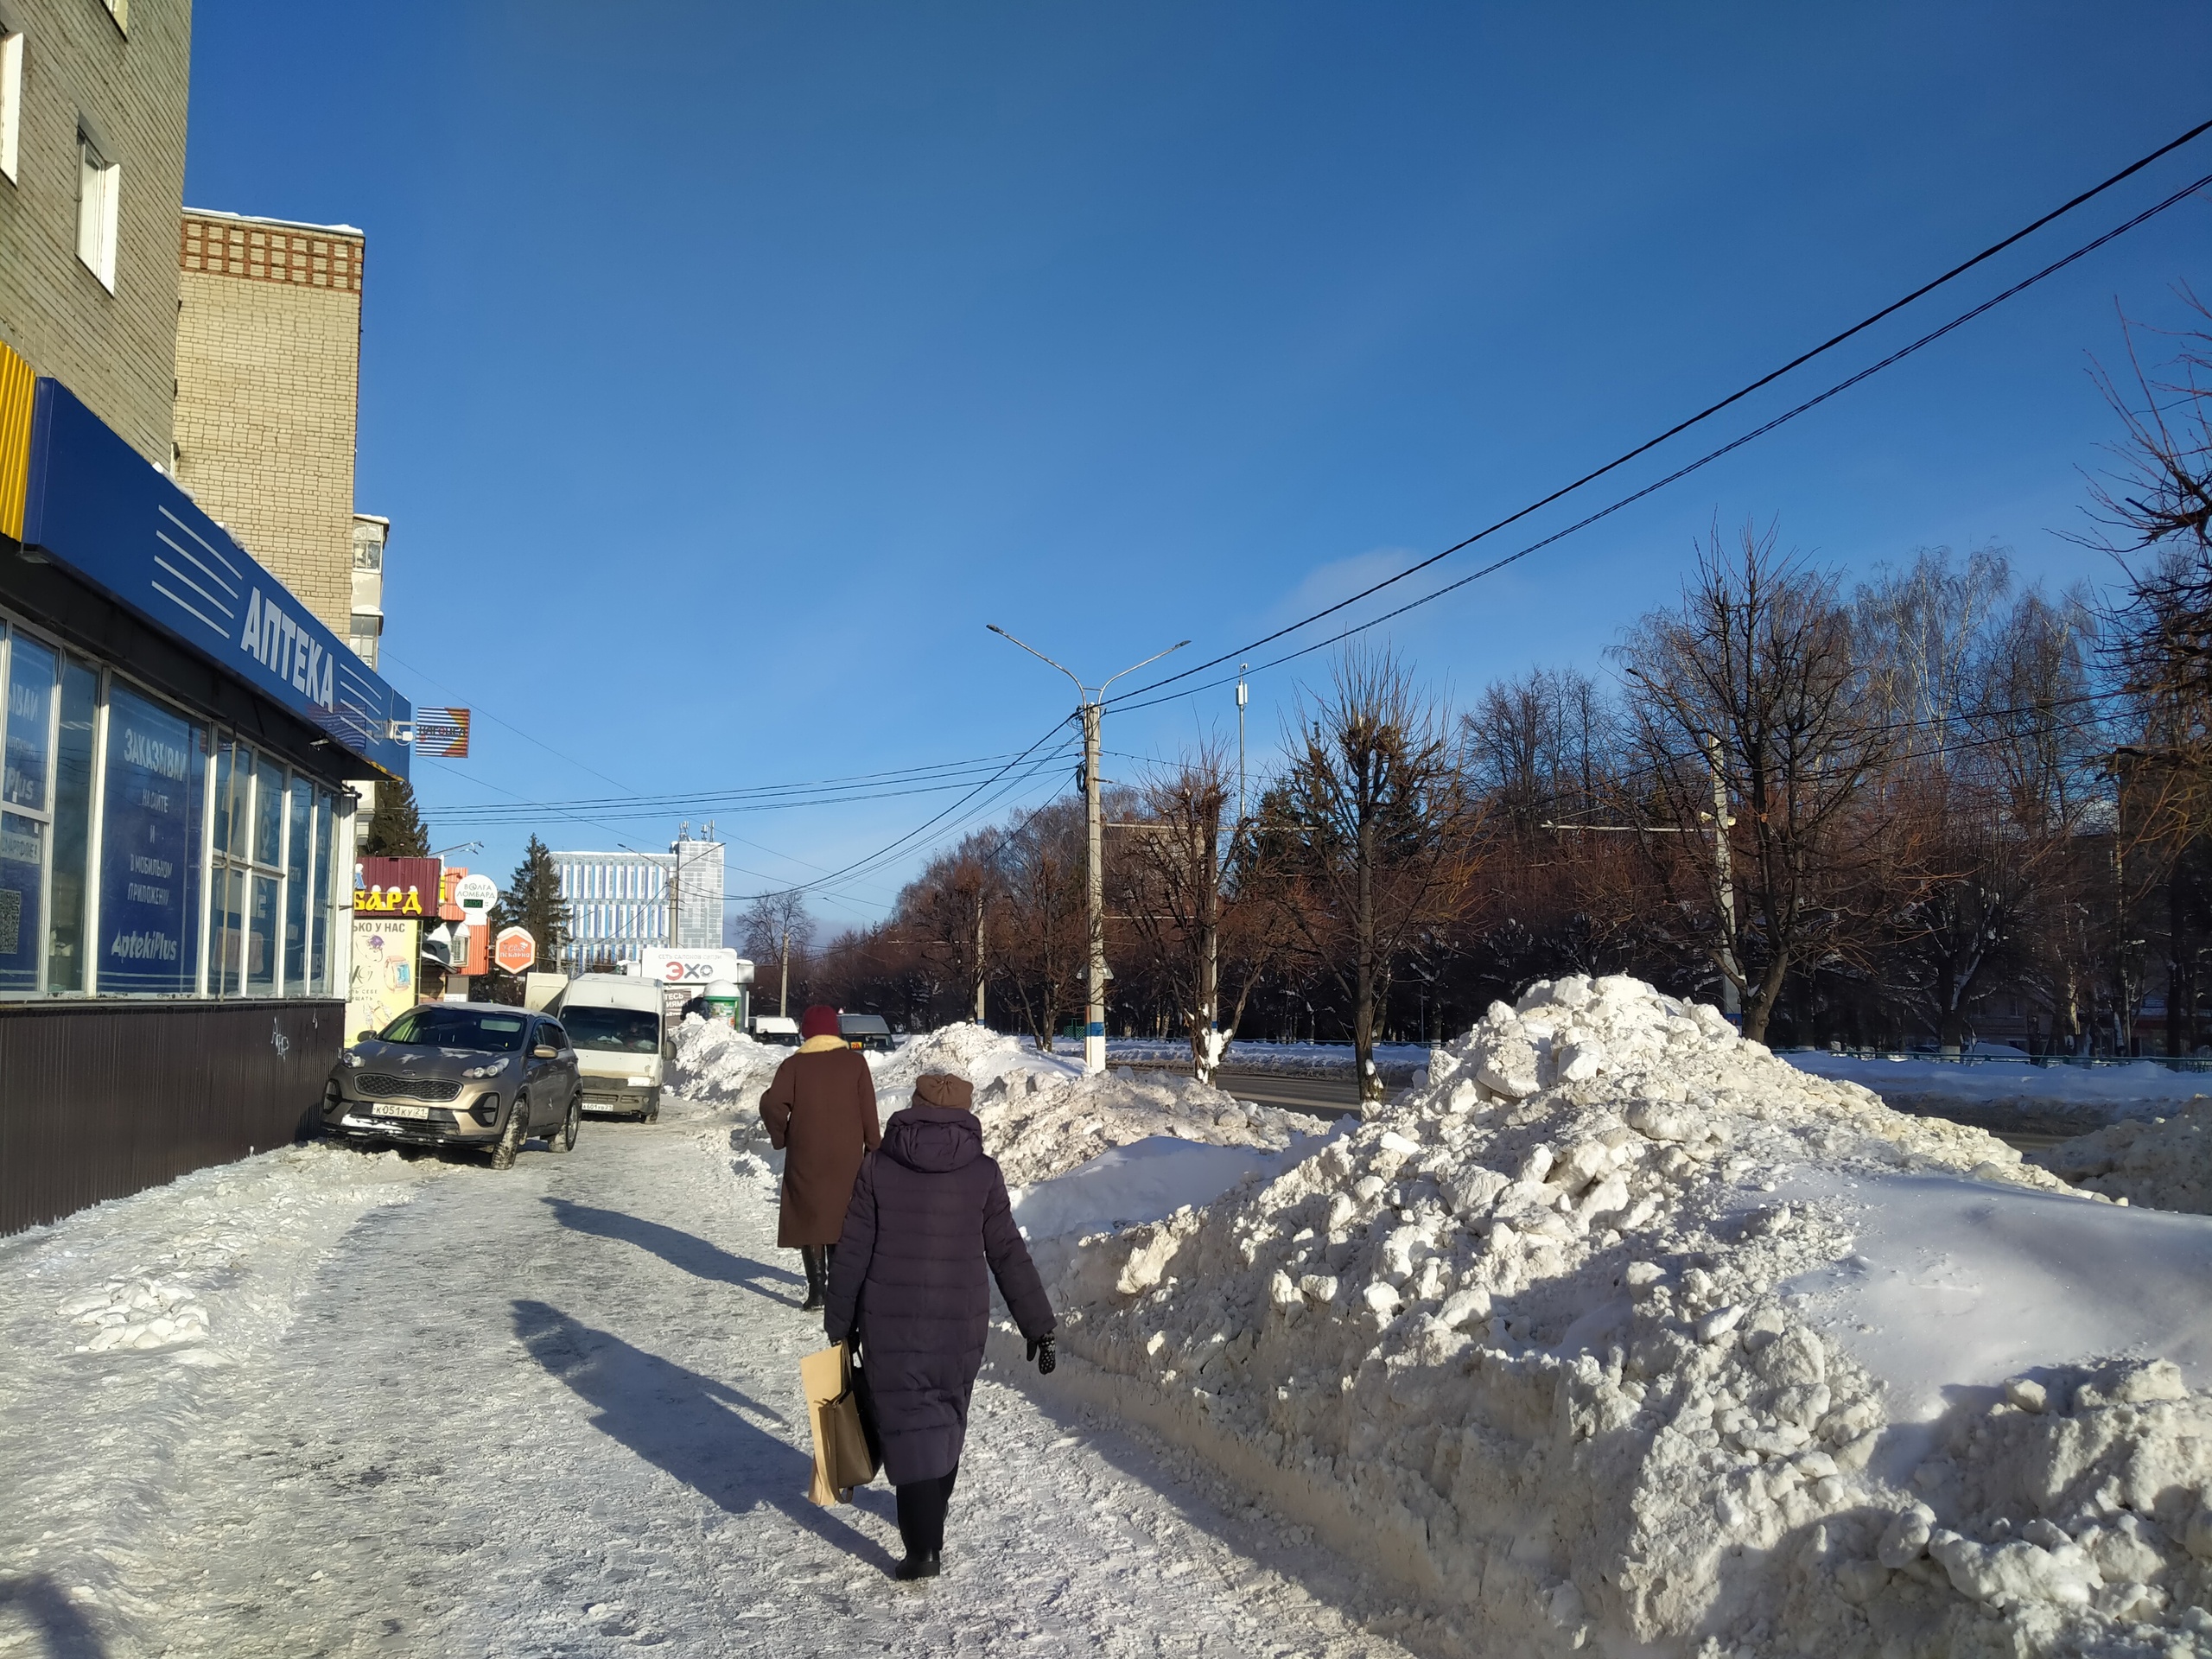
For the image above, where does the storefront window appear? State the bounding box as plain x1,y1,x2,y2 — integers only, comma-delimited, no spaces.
213,865,244,995
1,631,55,991
309,789,333,994
251,749,282,869
47,660,98,991
283,777,311,988
212,741,238,859
246,871,279,994
98,682,204,995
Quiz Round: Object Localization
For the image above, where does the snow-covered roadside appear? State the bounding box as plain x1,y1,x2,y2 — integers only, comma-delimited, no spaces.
997,975,2212,1657
0,1143,447,1646
1785,1050,2212,1135
1107,1037,1433,1083
2031,1098,2212,1214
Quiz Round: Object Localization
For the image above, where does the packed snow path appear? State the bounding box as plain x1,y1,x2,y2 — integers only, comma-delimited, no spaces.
1,1117,1427,1659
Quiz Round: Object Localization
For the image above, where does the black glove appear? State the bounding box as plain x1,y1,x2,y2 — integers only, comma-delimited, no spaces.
1027,1334,1057,1376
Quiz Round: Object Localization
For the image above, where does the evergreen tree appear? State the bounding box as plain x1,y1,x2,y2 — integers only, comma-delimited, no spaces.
490,836,570,970
362,777,431,858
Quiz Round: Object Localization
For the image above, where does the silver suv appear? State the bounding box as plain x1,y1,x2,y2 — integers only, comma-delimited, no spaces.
323,1002,582,1168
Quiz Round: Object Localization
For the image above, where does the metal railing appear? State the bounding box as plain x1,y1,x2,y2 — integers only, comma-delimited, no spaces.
1783,1046,2212,1073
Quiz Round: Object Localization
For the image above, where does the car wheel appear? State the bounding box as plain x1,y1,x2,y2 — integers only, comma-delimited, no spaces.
491,1095,530,1171
550,1091,580,1154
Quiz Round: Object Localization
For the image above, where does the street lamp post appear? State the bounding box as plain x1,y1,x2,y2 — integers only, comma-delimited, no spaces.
988,626,1188,1077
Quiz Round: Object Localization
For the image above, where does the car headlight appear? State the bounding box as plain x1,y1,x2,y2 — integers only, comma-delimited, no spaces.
341,1052,365,1069
462,1058,507,1079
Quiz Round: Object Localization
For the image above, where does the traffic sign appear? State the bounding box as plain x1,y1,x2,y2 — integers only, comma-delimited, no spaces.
454,873,498,918
494,925,537,975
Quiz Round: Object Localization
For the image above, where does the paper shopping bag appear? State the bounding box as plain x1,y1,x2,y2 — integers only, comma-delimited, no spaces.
799,1342,879,1505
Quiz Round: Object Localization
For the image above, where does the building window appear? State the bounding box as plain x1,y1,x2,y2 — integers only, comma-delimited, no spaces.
77,132,120,291
0,32,22,184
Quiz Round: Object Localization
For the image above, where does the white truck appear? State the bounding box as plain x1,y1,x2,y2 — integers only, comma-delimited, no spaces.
550,973,669,1122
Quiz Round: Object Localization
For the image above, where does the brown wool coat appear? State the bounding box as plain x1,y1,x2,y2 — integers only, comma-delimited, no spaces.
760,1044,881,1247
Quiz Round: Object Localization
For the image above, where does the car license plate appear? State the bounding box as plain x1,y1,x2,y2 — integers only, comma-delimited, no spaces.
373,1103,431,1121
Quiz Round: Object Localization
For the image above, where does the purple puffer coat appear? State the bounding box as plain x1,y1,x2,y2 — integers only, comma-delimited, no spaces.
822,1080,1055,1486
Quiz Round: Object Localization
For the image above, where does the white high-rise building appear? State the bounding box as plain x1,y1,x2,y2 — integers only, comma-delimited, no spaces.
553,835,724,972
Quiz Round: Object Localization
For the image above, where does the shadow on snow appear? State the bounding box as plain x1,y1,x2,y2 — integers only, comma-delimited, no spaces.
0,1573,106,1658
542,1197,804,1304
511,1300,894,1572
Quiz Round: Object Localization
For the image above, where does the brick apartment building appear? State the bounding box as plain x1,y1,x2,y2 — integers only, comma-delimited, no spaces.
0,0,189,463
173,207,375,639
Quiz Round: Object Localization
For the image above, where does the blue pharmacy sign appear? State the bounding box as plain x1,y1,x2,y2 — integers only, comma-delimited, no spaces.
17,379,411,779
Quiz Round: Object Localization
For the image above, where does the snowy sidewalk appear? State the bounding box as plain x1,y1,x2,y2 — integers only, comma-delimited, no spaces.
2,1113,1423,1658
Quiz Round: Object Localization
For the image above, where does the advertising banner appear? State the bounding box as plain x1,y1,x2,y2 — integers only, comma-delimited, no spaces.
640,947,750,988
97,683,205,995
347,917,417,1039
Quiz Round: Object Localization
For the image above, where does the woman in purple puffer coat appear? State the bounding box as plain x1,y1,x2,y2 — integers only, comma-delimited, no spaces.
822,1070,1056,1580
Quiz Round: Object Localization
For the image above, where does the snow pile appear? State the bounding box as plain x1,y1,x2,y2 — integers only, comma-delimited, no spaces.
15,1144,442,1364
1787,1051,2210,1135
869,1020,1071,1102
667,1014,784,1109
976,1064,1314,1185
2032,1099,2212,1214
1024,973,2212,1656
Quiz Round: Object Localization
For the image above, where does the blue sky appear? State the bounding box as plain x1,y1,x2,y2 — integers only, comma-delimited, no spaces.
182,2,2212,931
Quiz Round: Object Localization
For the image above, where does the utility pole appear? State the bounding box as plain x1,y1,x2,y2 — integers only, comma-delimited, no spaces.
779,921,791,1018
974,893,987,1023
1236,664,1249,830
988,624,1188,1077
1705,733,1743,1022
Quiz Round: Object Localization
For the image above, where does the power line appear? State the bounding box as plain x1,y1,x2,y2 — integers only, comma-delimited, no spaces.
1108,121,2212,713
1109,164,2212,718
413,747,1044,818
724,717,1079,905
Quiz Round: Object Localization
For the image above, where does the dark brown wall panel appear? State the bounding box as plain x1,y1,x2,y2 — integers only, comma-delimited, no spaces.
0,1000,341,1235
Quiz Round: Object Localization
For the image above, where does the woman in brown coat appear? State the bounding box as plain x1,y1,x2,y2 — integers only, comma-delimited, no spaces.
759,1005,881,1309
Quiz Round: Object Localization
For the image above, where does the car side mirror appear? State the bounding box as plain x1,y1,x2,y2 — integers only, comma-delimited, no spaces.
663,1039,676,1061
355,1031,375,1045
533,1045,558,1059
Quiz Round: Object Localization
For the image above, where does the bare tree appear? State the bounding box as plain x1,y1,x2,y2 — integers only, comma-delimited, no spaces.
2090,292,2212,849
1618,521,1892,1042
741,889,816,1018
1858,550,2107,1049
996,803,1087,1051
1268,649,1473,1103
1114,747,1287,1084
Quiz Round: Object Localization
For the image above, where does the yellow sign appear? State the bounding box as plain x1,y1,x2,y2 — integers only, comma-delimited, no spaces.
353,885,427,916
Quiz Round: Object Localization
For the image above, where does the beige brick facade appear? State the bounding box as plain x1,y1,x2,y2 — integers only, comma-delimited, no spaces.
172,209,363,633
0,0,191,467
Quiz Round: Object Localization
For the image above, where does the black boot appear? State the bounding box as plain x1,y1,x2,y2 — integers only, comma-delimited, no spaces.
800,1246,825,1312
894,1551,941,1581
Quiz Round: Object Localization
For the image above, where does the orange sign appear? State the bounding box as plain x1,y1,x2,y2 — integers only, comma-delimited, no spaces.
493,925,537,975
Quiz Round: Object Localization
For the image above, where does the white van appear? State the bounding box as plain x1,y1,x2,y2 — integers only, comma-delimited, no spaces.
553,973,667,1122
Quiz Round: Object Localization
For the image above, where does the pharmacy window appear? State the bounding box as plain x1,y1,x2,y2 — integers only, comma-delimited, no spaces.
2,620,101,995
